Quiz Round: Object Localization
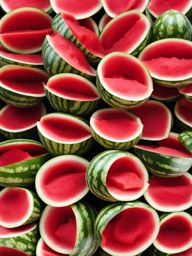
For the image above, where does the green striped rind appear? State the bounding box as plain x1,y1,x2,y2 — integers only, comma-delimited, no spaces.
52,13,101,64
0,126,38,140
179,131,192,154
152,10,192,41
0,224,39,256
154,78,192,88
0,55,43,68
145,8,155,25
134,146,192,177
42,36,95,79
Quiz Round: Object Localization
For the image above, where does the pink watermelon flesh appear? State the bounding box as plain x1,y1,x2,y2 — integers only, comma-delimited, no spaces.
175,97,192,126
149,0,191,17
48,33,96,76
100,13,149,53
0,223,35,237
40,159,87,202
0,149,32,167
0,188,30,225
131,101,171,140
92,109,141,140
102,207,157,252
0,103,45,130
39,240,66,256
152,83,180,100
39,115,91,142
106,156,145,197
101,55,150,99
179,84,192,96
0,247,28,256
47,76,100,101
79,19,97,34
0,9,52,52
140,41,192,79
156,215,192,249
146,174,192,209
1,0,51,11
1,66,48,95
62,13,104,57
43,207,76,250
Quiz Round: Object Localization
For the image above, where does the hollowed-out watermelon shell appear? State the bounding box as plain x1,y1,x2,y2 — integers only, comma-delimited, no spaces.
39,202,98,255
0,139,50,187
36,238,66,256
175,97,192,130
0,247,29,256
179,131,192,154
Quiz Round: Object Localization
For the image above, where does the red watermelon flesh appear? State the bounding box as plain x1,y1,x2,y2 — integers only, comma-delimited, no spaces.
62,13,104,57
131,100,172,140
48,33,96,76
47,75,100,101
157,133,190,151
175,97,192,127
37,239,66,256
0,65,48,95
0,8,52,53
100,12,150,54
152,83,180,101
102,207,157,253
0,149,32,167
0,247,28,256
0,103,46,131
0,223,36,237
0,188,31,227
179,84,192,97
79,18,98,34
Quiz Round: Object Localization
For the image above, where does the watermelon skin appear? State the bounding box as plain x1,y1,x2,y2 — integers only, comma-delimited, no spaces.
134,146,192,177
0,224,39,256
97,248,142,256
0,126,37,140
179,131,192,154
153,10,192,41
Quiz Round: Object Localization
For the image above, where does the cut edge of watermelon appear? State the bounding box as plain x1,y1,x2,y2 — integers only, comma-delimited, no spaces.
0,187,34,228
0,223,37,238
152,83,180,101
36,238,67,256
179,84,192,97
99,14,112,32
0,247,28,256
35,155,89,207
175,97,192,128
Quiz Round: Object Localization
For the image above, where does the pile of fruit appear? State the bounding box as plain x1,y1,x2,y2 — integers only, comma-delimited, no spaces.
0,0,192,255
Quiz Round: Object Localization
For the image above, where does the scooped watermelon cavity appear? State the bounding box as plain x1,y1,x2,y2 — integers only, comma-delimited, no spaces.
0,247,28,256
175,97,192,127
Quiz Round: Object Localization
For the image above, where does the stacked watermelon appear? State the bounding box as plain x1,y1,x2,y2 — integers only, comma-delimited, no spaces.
0,0,192,255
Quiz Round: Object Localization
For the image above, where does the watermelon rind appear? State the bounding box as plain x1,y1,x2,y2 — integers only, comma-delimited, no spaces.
97,248,142,256
87,150,149,202
0,223,39,256
175,98,192,130
39,202,98,255
97,52,153,109
145,7,155,25
99,14,112,32
179,131,192,154
37,113,93,156
0,139,50,187
45,73,101,116
95,202,160,256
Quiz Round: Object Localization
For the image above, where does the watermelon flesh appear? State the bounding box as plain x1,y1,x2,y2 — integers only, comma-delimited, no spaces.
102,207,157,253
179,84,192,97
0,149,32,167
0,247,28,256
79,18,98,34
175,97,192,127
37,239,66,256
152,83,180,100
0,223,36,237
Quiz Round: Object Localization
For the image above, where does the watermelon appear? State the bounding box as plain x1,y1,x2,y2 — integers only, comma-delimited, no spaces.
148,0,192,18
0,187,42,228
87,150,149,202
52,13,105,64
90,108,143,150
139,39,192,87
99,14,112,32
39,202,98,255
0,102,46,139
45,73,101,116
97,52,153,109
101,0,149,18
0,223,38,255
0,247,29,256
36,238,66,256
152,10,192,41
37,112,93,156
147,246,192,256
0,65,48,107
36,155,89,207
153,212,192,254
179,131,192,153
175,97,192,130
0,7,52,54
152,83,180,101
100,11,151,56
95,202,160,256
179,84,192,101
144,173,192,212
49,0,102,20
130,100,172,141
0,139,49,187
42,32,96,77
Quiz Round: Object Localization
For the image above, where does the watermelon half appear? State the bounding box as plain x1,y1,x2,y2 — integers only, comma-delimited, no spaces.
179,131,192,154
101,0,149,17
90,108,143,150
0,65,48,107
0,102,46,139
0,187,42,228
36,155,89,207
130,100,172,141
175,97,192,130
153,212,192,254
50,0,102,20
100,11,151,56
139,39,192,87
45,73,101,116
87,150,149,202
37,113,93,156
152,82,180,101
0,247,29,256
0,223,38,255
179,84,192,101
0,7,52,54
97,52,153,109
39,202,97,255
144,173,192,212
95,202,160,256
36,238,66,256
